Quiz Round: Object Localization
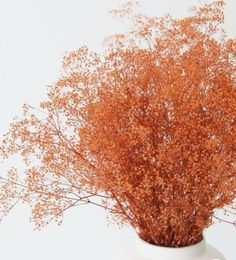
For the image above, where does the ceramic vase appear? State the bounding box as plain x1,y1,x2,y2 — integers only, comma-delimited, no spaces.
113,235,226,260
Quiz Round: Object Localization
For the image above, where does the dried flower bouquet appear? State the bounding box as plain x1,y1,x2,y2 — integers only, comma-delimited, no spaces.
0,0,235,247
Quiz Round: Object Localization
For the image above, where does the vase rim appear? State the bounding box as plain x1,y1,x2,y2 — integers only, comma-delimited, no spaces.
136,234,205,249
135,235,206,259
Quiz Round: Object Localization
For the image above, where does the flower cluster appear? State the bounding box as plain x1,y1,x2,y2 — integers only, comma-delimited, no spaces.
0,0,235,247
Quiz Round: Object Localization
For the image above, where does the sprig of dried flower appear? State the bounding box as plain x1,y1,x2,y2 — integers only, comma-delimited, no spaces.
0,0,235,247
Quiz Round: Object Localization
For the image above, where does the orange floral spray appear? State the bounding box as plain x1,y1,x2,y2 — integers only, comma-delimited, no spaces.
0,0,235,247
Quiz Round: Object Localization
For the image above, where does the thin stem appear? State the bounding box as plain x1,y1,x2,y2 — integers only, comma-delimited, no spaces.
213,213,234,225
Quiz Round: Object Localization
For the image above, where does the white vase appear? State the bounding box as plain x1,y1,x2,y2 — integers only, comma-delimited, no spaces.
113,236,226,260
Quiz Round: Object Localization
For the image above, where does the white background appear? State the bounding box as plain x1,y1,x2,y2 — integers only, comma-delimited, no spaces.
0,0,235,259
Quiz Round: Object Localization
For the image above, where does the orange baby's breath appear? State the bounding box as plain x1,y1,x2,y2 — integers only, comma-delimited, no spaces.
0,0,235,247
